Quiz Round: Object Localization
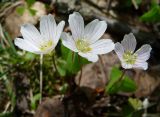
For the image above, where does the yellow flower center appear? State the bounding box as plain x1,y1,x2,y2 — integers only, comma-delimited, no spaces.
40,40,53,51
76,39,91,53
123,51,137,64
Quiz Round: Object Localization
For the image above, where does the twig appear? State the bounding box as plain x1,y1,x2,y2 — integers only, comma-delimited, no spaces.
106,0,112,12
0,1,24,18
132,0,138,10
0,24,11,48
3,101,11,113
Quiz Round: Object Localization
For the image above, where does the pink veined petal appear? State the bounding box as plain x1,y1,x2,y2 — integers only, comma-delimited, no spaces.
69,12,84,40
78,52,98,62
133,61,148,70
21,23,43,46
90,39,115,55
61,32,78,52
135,44,152,61
84,19,107,43
14,38,40,54
114,42,124,61
40,14,57,42
54,21,65,45
121,33,137,52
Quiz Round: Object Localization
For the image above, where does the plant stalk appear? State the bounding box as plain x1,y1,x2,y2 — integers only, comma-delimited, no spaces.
52,54,58,73
39,54,43,104
78,55,83,85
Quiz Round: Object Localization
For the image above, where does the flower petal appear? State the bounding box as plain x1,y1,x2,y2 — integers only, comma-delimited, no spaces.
114,42,124,61
21,24,42,46
61,32,78,52
84,20,107,43
135,44,152,61
69,12,84,40
90,39,115,54
121,33,137,52
133,62,148,70
40,14,57,41
14,38,40,54
121,62,133,69
78,52,98,62
55,21,65,45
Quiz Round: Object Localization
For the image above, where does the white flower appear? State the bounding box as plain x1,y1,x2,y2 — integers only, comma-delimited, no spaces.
114,33,152,70
14,14,65,54
61,12,115,62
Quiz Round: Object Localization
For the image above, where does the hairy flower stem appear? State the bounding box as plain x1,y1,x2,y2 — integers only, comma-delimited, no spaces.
144,108,148,117
79,67,83,85
119,69,126,81
110,69,126,91
52,54,58,73
71,52,75,63
99,56,108,82
39,54,43,104
78,55,83,85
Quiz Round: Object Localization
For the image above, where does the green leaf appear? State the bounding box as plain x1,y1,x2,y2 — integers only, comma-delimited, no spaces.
122,104,135,117
26,0,35,7
61,44,89,74
66,51,80,73
4,32,17,55
57,59,67,77
106,67,137,94
16,6,25,16
128,98,143,110
29,8,37,16
0,70,9,78
120,76,137,92
140,6,160,22
31,93,41,110
0,112,13,117
122,98,144,117
151,0,159,8
105,66,123,94
24,52,36,61
61,43,68,59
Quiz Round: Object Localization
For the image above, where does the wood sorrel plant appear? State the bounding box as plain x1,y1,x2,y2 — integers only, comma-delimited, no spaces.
14,12,152,106
14,14,65,103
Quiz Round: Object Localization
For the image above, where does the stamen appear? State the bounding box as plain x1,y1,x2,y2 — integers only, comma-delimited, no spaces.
40,40,53,51
123,51,137,64
76,39,91,53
